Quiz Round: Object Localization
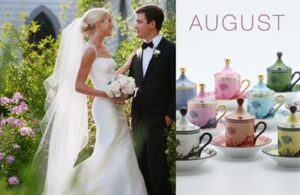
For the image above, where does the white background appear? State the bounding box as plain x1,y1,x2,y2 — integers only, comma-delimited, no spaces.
177,0,300,92
176,0,300,194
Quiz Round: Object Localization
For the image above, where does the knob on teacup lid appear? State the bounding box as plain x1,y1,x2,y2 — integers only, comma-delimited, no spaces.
278,106,300,130
179,66,186,73
225,98,254,122
176,107,200,132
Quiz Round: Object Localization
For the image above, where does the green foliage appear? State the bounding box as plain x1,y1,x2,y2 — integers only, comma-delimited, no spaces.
0,18,59,118
0,93,41,190
167,122,176,194
77,0,106,16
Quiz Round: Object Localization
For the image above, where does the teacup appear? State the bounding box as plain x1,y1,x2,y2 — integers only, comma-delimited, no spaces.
247,74,285,119
267,52,300,92
225,98,267,147
215,59,251,100
188,83,227,128
176,67,197,110
278,106,300,157
176,108,213,160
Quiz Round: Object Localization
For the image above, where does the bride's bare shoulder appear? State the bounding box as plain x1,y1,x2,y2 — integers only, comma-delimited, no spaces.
82,47,96,61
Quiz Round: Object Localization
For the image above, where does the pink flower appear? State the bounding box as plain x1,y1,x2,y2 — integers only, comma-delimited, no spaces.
6,117,15,124
20,102,28,112
0,152,5,160
19,127,32,136
0,119,7,126
219,83,229,91
0,97,11,105
121,84,129,94
6,155,15,164
12,144,20,149
14,119,24,128
12,92,23,103
8,176,19,185
11,102,28,114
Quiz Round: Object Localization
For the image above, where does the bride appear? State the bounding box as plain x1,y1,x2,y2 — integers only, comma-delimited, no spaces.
36,8,147,195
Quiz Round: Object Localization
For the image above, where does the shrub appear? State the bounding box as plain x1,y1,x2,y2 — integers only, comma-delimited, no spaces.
0,92,41,189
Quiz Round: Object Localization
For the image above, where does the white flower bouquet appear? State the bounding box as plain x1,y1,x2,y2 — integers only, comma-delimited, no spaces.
106,74,136,98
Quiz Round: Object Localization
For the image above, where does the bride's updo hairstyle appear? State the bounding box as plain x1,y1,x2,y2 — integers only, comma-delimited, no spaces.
81,8,110,37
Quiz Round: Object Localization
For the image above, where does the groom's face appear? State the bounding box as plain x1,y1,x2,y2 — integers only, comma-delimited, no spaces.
134,13,153,39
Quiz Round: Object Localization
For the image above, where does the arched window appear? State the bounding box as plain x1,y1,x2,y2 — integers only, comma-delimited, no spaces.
28,5,60,43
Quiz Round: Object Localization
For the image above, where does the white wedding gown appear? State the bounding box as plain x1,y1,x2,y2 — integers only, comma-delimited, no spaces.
69,53,147,195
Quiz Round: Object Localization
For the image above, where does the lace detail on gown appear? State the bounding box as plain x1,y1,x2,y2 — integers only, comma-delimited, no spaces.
69,45,147,195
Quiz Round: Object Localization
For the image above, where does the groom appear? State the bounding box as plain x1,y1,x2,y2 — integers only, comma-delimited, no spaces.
129,4,175,195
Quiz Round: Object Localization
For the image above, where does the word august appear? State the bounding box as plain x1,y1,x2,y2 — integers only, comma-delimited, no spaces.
189,14,285,31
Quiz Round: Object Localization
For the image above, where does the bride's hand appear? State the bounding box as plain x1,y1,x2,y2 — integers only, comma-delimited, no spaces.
125,49,138,66
108,97,125,105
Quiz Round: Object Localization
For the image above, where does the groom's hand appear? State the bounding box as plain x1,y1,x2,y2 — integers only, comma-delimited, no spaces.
164,115,172,127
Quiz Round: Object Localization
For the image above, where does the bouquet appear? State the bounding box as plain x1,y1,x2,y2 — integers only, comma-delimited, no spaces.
106,74,136,98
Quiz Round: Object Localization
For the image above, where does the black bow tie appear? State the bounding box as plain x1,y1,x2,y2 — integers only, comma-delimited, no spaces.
141,41,154,49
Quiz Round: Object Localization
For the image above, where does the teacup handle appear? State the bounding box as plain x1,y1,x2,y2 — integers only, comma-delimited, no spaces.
254,121,267,144
198,132,213,157
290,71,300,90
274,95,285,113
240,79,251,95
216,105,227,123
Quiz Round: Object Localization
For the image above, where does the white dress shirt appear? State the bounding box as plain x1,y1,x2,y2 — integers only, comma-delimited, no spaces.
142,34,163,76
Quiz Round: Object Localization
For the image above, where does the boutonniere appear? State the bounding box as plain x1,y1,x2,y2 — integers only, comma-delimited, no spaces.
153,48,161,58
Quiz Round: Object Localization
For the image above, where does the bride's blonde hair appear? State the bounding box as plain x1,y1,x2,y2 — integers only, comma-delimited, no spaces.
81,8,111,37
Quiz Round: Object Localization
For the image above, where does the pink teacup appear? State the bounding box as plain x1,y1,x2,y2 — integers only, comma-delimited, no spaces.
215,59,250,100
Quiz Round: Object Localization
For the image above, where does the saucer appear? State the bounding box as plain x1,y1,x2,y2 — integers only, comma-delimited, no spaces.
275,84,300,105
200,119,225,137
176,147,217,171
255,109,290,130
211,135,272,158
262,144,300,168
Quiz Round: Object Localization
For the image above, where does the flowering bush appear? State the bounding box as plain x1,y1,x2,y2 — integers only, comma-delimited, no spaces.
106,74,136,98
0,92,41,188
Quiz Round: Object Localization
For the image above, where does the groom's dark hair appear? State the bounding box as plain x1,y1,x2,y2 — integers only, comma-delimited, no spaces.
135,4,164,31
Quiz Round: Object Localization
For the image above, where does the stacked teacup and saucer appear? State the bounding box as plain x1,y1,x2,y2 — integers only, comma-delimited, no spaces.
266,52,300,111
176,108,216,171
213,58,251,111
262,106,300,168
247,74,286,130
187,83,227,137
211,98,272,158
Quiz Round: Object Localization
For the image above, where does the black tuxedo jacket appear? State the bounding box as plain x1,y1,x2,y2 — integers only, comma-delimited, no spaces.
129,37,175,126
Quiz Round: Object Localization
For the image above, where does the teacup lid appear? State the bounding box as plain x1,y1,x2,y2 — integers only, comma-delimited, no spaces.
278,106,300,130
188,83,216,105
248,74,274,96
215,58,240,78
267,52,291,73
176,107,200,132
176,66,197,88
225,98,254,122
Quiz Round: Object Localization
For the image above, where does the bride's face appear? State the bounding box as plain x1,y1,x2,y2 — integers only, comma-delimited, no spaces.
97,15,113,37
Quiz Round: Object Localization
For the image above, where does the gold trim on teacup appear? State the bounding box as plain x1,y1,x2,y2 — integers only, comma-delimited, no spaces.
215,76,240,80
176,85,196,90
188,102,216,108
248,92,273,97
